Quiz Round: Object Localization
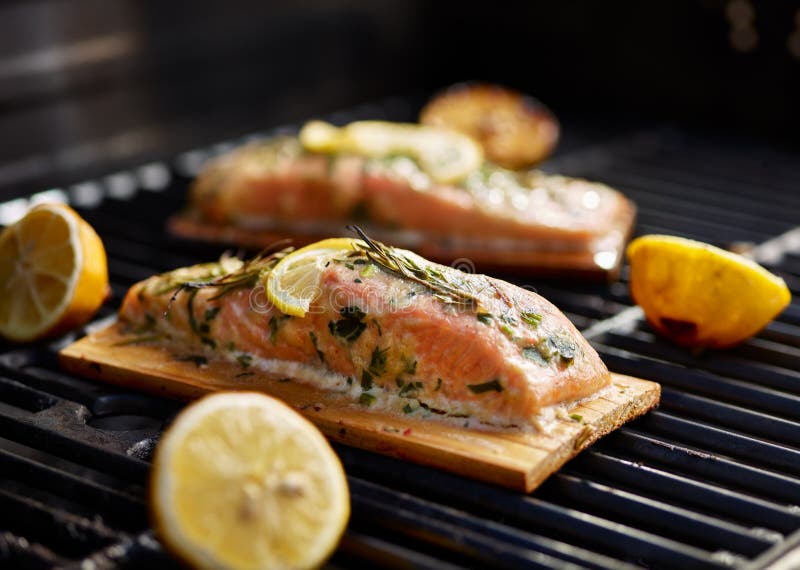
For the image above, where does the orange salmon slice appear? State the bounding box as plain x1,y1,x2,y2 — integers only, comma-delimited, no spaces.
119,241,611,429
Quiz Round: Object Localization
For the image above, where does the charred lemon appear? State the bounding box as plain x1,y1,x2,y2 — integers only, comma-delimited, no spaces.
627,235,791,348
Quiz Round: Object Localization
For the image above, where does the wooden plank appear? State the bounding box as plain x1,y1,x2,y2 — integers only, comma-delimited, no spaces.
59,323,660,492
168,215,625,280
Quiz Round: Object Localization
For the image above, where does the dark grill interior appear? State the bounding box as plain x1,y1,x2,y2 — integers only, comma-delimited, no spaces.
1,97,799,569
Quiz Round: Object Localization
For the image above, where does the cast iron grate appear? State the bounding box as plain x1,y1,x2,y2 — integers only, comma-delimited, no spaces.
0,98,799,569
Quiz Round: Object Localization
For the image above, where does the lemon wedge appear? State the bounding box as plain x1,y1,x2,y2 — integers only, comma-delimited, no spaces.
266,238,358,317
0,203,108,342
151,391,350,570
627,235,791,348
299,120,483,184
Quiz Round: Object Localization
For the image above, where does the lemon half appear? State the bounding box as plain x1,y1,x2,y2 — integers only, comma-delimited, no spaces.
266,238,359,317
0,203,108,342
151,392,350,570
627,235,791,348
420,83,560,169
299,120,483,184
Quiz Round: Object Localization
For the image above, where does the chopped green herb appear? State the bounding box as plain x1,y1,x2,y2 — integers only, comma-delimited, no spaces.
520,311,543,328
403,403,418,414
309,332,325,363
467,379,503,394
184,288,217,348
368,346,389,377
522,346,548,366
500,324,516,340
346,376,353,385
537,333,577,363
236,354,252,369
359,263,377,278
354,278,362,284
399,381,422,397
373,319,383,337
186,288,201,336
176,354,208,367
569,414,584,422
328,306,367,342
477,312,493,325
226,341,236,351
435,378,442,391
395,377,405,388
132,313,157,334
268,314,289,345
361,370,373,391
359,393,376,407
204,307,221,322
551,335,577,361
536,337,556,360
402,356,417,375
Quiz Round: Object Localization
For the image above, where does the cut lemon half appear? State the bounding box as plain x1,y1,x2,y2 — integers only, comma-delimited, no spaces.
627,235,791,348
266,238,359,317
420,83,560,169
0,203,108,342
299,120,483,184
151,392,350,570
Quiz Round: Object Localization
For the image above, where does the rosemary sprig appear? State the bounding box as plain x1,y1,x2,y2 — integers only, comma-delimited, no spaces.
347,225,480,308
164,243,293,317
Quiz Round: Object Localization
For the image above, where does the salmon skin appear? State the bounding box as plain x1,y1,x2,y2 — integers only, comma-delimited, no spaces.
119,239,611,430
176,136,635,276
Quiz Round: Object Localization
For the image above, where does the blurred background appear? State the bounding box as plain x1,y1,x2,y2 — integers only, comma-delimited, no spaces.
0,0,798,202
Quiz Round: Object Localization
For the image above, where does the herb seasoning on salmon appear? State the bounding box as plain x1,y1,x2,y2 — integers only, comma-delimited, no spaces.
175,121,635,275
119,236,611,429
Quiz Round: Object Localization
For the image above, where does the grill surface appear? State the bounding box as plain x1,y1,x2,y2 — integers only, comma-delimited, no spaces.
1,98,799,569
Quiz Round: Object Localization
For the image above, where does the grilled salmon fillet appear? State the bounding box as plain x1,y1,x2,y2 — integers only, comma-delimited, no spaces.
177,135,635,276
119,241,611,429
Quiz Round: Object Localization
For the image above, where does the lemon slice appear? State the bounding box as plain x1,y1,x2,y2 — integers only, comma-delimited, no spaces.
299,120,483,184
151,392,350,570
266,238,359,317
0,203,108,342
627,235,791,348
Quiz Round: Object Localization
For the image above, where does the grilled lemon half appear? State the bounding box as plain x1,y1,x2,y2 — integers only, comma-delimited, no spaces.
627,235,791,348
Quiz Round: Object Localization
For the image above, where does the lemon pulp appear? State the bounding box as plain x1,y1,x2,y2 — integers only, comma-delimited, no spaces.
265,238,359,318
151,392,350,570
0,203,108,342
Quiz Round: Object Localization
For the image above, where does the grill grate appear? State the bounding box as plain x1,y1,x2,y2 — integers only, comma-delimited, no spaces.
1,98,799,569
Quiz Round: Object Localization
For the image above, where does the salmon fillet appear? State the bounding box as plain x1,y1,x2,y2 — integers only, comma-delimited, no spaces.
118,241,611,429
178,137,635,275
